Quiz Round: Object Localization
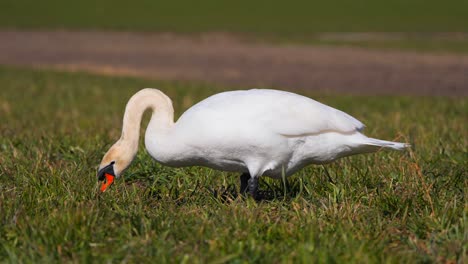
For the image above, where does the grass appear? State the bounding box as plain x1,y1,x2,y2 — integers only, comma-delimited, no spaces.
0,66,466,263
2,1,468,53
1,0,468,32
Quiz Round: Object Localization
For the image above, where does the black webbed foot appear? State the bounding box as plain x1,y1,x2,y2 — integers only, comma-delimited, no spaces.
240,173,250,194
248,176,259,200
239,173,260,200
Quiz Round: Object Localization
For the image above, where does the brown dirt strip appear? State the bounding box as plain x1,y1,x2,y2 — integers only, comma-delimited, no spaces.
0,30,467,96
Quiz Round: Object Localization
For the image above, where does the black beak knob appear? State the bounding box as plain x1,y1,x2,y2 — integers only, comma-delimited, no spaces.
97,162,115,181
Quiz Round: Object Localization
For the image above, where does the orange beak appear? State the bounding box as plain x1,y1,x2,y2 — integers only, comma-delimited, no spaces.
100,173,115,192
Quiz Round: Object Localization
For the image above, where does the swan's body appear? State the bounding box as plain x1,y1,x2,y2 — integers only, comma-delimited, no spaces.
98,88,409,197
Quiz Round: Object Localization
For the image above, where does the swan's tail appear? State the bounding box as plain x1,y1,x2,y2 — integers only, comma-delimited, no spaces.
364,137,410,151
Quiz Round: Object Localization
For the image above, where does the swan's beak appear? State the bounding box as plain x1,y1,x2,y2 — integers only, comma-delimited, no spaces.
97,163,115,192
99,173,115,192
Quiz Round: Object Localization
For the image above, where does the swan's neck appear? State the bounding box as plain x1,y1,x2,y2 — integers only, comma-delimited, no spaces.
119,89,174,156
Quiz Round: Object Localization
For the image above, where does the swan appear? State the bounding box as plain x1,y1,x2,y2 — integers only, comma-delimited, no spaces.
97,88,409,198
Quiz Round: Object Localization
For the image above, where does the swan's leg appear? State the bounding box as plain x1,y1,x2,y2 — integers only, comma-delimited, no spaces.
248,176,259,199
240,173,250,194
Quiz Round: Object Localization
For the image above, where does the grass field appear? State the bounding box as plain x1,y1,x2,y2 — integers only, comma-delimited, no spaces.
0,67,466,262
2,1,468,54
1,0,468,32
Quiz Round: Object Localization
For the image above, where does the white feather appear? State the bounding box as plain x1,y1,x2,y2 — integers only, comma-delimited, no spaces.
137,89,409,179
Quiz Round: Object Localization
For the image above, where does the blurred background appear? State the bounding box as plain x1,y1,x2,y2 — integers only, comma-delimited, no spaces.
0,0,467,96
1,0,468,32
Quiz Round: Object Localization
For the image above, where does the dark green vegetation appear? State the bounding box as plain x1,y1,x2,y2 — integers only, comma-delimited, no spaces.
1,0,468,32
0,67,466,262
2,1,468,53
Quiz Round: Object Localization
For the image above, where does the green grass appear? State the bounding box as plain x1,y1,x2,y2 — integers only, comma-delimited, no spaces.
0,67,466,263
1,0,468,32
2,1,468,53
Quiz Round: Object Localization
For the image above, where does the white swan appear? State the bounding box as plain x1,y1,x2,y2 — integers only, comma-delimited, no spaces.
97,88,409,197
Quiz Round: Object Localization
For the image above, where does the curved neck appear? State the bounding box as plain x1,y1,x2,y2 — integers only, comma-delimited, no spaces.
120,89,174,154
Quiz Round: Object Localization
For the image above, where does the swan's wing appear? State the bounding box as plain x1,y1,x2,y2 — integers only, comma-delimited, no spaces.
261,90,365,136
177,89,364,137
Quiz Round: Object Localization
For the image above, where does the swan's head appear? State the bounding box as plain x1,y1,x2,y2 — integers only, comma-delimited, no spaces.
97,142,135,192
